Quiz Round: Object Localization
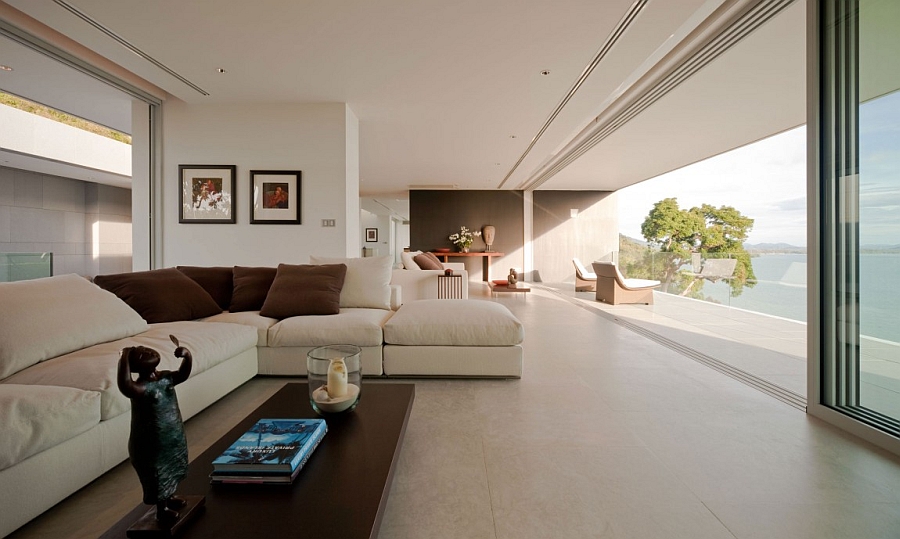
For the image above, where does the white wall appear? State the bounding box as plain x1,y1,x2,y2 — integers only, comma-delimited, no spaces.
344,107,360,257
360,209,392,258
131,100,151,271
531,191,618,283
160,101,359,267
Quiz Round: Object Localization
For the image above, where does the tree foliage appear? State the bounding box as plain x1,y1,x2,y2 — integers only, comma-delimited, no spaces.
634,198,756,297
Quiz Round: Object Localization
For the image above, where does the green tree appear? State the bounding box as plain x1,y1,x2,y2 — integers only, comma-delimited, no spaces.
639,198,756,297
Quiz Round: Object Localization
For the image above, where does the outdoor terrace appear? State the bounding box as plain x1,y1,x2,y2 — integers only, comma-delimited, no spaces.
542,282,900,420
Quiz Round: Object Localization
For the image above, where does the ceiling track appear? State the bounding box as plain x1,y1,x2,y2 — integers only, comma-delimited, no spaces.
496,0,649,189
519,0,797,191
52,0,209,96
0,18,161,106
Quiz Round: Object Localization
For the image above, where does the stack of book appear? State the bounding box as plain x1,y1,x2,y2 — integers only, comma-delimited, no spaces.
209,418,327,484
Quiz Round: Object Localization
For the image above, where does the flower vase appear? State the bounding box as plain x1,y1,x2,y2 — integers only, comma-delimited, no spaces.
460,247,469,253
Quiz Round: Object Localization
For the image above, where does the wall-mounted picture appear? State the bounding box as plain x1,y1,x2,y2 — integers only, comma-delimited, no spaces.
251,170,301,224
365,228,378,242
179,165,236,224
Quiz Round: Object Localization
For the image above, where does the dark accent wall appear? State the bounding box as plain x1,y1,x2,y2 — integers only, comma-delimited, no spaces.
410,190,524,280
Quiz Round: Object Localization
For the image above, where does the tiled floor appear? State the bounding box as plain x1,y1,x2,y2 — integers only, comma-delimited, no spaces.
11,285,900,538
549,285,809,397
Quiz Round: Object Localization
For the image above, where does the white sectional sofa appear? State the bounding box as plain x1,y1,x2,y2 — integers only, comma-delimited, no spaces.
0,275,258,537
0,256,523,536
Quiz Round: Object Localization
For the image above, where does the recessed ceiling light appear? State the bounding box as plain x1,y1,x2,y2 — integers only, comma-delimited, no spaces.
216,68,226,74
0,65,13,71
509,135,517,139
540,70,550,76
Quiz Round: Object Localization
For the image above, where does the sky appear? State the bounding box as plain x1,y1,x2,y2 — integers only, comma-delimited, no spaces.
617,125,808,246
859,91,900,246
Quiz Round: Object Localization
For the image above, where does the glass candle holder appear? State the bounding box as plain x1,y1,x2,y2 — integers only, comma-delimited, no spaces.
307,344,362,415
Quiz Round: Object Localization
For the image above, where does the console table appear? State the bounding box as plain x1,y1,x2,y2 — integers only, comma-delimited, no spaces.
430,252,505,281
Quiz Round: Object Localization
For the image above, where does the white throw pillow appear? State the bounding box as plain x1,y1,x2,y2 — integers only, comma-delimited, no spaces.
0,274,148,379
400,250,423,270
309,255,392,309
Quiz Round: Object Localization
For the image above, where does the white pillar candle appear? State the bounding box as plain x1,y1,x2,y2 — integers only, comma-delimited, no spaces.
327,357,348,398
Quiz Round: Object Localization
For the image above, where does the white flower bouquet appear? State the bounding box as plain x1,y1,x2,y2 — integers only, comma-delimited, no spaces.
448,226,481,250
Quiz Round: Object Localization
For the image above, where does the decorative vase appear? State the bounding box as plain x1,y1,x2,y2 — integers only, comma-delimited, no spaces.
482,225,496,252
460,246,469,253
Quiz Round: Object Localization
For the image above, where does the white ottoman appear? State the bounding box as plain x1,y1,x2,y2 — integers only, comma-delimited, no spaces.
382,299,524,377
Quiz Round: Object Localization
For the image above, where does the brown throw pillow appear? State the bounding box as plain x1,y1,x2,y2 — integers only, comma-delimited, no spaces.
230,266,278,312
177,266,233,310
259,264,347,318
92,268,222,323
414,252,444,270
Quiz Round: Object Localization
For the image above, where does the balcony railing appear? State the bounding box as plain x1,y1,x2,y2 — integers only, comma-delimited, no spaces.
614,249,807,323
0,253,53,283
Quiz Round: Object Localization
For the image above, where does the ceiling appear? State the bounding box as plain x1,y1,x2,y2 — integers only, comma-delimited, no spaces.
0,0,805,198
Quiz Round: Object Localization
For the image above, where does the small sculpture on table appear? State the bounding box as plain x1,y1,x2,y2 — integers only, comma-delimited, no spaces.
117,335,204,537
482,225,496,252
508,268,518,286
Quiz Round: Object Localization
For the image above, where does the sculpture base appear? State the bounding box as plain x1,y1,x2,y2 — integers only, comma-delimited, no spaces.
126,496,205,538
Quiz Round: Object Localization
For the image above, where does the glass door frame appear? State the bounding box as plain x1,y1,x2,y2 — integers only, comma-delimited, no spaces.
808,0,900,454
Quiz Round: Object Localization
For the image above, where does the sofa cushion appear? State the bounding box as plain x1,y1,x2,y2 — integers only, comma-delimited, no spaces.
413,252,444,270
260,263,347,318
0,384,101,471
400,250,423,270
177,266,234,311
230,266,277,312
267,308,392,348
0,274,148,380
93,268,222,323
384,299,524,346
3,321,258,420
201,311,278,346
309,255,392,310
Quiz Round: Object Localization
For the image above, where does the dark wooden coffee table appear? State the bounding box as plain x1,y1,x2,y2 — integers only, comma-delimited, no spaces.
102,382,415,539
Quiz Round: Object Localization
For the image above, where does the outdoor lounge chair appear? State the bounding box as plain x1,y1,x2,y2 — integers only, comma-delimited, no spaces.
572,257,597,292
591,261,661,305
690,258,737,282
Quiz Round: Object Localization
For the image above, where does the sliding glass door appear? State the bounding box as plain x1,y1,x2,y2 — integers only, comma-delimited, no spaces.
820,0,900,433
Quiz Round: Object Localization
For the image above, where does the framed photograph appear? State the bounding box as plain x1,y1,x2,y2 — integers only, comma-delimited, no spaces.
250,170,301,224
179,165,236,224
365,228,378,242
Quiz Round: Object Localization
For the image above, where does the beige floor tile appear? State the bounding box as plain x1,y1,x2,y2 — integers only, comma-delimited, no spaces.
707,502,900,539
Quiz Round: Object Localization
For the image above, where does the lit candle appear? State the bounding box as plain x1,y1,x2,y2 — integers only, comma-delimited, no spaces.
327,358,348,398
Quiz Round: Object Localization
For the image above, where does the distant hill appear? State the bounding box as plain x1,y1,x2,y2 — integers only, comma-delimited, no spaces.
622,236,809,254
619,234,648,247
860,244,900,253
744,243,807,254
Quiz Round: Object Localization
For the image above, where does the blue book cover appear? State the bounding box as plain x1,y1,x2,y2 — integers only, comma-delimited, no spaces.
212,418,327,472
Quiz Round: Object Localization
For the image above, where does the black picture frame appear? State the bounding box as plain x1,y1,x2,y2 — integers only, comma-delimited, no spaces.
178,165,236,224
250,170,302,224
365,228,378,242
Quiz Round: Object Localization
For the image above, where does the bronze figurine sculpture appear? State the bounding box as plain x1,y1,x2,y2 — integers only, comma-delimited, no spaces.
117,335,197,531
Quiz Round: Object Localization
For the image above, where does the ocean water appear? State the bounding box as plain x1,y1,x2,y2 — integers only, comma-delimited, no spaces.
696,253,900,343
